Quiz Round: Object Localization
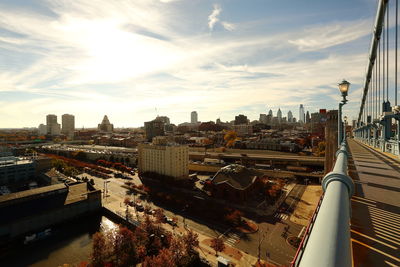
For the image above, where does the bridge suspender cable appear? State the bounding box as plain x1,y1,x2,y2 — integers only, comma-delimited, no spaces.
387,6,389,102
396,0,398,106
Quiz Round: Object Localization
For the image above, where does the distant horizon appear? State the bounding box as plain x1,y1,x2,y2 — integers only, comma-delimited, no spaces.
0,104,323,129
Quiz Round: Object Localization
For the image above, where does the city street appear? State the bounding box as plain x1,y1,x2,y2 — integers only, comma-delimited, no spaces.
80,169,306,266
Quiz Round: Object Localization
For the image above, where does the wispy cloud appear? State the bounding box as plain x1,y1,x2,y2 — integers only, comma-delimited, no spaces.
208,4,221,30
221,21,236,31
288,19,372,51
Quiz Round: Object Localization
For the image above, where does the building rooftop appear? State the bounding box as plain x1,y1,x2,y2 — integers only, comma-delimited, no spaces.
0,182,98,224
211,164,263,190
0,156,33,166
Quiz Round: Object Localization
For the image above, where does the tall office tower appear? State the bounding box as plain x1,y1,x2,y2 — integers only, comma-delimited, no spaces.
259,114,268,124
62,114,75,138
299,104,305,123
277,108,282,123
144,119,165,142
191,111,198,123
287,111,293,123
46,114,61,135
268,109,273,117
46,114,57,126
306,111,311,124
234,114,248,125
98,115,114,132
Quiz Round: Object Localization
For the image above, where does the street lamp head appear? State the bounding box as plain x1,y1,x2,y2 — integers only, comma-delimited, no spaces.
338,79,350,97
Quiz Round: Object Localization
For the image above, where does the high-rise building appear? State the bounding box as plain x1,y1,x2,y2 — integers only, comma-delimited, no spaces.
191,111,198,123
259,114,268,124
61,114,75,138
299,104,305,123
46,114,61,135
98,115,114,132
287,111,293,123
268,109,273,117
234,114,248,125
306,111,311,124
277,108,282,123
138,137,189,179
144,119,165,142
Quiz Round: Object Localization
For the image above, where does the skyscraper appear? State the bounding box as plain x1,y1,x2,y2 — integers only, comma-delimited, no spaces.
191,111,198,123
268,109,273,117
62,114,75,138
46,114,61,135
306,111,311,124
277,108,282,123
259,114,268,124
299,104,305,123
287,111,293,123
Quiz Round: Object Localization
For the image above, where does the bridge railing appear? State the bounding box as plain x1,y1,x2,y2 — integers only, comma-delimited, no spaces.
291,141,354,267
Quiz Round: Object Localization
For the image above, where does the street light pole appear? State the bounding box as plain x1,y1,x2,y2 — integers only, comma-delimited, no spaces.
338,102,344,147
338,80,351,147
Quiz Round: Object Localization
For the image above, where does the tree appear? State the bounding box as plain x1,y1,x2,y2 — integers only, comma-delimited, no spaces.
224,210,243,226
182,229,199,253
154,208,165,224
224,131,238,148
210,238,225,256
142,248,176,267
124,197,131,206
113,227,137,266
91,232,109,267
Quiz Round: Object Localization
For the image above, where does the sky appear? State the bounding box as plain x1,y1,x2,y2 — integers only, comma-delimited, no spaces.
0,0,381,128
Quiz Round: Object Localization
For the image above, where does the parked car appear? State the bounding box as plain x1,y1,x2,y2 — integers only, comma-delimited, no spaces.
166,217,177,226
135,204,144,212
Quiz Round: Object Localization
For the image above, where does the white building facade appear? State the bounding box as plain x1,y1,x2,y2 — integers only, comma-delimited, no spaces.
138,140,189,179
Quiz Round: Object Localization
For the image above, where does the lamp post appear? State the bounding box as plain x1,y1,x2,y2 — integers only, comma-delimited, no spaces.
338,80,350,147
343,116,348,140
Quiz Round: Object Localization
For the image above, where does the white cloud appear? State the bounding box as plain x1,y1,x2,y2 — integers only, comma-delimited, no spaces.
221,21,236,31
208,4,221,30
288,19,372,51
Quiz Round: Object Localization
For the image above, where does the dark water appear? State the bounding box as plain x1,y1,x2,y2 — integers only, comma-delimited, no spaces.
2,215,118,267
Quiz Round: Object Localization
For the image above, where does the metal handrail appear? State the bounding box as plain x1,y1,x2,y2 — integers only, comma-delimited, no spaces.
291,141,354,267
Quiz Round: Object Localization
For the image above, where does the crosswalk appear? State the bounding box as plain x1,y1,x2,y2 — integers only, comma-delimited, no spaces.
223,232,241,245
274,213,289,220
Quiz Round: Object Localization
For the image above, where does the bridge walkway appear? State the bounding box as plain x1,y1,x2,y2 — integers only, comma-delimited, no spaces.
347,139,400,267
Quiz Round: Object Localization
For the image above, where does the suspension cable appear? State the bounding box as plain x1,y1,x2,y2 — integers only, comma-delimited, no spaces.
383,16,386,104
396,0,398,106
387,4,389,102
379,41,381,115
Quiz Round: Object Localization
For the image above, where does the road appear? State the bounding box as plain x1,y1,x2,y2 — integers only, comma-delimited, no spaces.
189,151,324,164
81,170,306,266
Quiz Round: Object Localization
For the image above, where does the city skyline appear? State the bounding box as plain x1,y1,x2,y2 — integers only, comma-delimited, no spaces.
0,0,378,128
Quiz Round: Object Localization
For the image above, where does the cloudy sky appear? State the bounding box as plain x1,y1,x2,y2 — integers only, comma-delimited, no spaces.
0,0,379,128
